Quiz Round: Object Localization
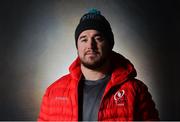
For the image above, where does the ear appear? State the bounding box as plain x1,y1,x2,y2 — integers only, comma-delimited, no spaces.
77,50,79,55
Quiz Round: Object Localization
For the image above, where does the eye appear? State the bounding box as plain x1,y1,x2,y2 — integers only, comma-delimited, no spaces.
95,36,104,42
78,35,88,43
80,38,87,42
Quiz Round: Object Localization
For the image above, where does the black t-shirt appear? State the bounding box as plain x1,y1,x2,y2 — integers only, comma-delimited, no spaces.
78,75,110,121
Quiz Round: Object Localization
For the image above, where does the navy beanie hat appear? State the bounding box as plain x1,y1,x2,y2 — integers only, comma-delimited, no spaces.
75,9,114,49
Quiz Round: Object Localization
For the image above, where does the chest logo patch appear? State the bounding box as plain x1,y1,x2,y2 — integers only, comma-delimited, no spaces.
114,90,126,106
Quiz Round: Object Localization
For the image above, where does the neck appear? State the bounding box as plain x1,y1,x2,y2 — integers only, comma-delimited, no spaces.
81,60,110,81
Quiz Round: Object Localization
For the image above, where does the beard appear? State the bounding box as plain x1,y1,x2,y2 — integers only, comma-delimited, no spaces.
79,51,109,70
81,57,107,70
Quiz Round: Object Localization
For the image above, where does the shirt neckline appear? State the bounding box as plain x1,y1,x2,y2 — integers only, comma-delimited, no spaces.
83,75,110,86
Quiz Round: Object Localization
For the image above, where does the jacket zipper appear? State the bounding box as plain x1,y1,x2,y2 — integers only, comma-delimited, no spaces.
76,74,82,121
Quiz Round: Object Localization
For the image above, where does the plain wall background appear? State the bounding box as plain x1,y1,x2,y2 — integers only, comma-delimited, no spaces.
0,0,179,120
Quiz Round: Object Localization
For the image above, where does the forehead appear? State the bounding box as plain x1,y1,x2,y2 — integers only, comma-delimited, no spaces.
78,29,102,38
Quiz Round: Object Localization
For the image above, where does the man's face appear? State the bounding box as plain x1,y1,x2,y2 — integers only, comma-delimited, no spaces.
77,29,110,69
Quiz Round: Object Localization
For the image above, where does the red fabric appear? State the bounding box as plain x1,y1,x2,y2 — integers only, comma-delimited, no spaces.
38,51,159,121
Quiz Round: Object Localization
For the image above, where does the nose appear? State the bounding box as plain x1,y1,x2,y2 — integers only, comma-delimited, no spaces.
87,38,97,49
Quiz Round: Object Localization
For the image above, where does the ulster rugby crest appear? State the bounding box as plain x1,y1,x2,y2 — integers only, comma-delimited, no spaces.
114,90,126,106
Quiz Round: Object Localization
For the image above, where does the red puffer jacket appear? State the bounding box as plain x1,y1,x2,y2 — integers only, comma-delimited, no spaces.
38,51,159,121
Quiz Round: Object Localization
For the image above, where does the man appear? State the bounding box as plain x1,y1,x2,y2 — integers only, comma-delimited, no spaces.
38,9,159,121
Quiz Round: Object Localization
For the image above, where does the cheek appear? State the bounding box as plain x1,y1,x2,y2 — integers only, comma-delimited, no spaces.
98,43,107,51
100,44,110,55
77,42,84,50
77,47,84,56
77,42,87,52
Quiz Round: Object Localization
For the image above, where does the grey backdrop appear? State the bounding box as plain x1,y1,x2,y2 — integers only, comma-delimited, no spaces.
0,0,179,120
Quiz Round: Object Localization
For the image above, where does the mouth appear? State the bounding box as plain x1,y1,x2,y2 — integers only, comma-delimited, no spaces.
85,51,99,56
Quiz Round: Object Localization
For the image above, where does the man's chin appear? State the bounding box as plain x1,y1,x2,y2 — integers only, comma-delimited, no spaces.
82,63,99,70
81,60,104,70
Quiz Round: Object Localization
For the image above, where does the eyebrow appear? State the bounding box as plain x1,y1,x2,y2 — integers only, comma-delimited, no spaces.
79,33,102,39
79,35,87,40
94,33,102,37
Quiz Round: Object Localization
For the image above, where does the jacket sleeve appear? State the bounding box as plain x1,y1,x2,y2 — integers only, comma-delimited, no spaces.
38,89,50,121
134,80,160,120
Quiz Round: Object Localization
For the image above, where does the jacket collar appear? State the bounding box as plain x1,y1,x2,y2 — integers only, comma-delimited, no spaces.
69,57,82,81
110,51,137,86
69,51,137,85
